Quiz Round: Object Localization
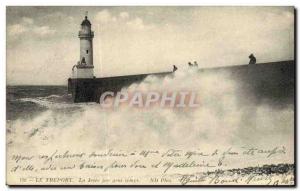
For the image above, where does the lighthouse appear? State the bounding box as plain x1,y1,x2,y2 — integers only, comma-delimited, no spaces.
68,13,176,102
72,15,94,78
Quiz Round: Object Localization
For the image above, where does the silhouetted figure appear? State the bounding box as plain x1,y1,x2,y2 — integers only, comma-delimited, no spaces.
249,54,256,65
194,61,198,67
188,62,193,67
173,65,178,72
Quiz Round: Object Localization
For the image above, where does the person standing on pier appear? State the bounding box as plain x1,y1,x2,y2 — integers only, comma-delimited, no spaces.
249,54,256,64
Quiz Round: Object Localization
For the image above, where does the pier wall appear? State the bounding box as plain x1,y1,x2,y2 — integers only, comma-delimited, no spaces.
68,60,294,104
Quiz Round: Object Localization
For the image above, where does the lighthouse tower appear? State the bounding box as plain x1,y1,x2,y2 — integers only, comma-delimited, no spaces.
72,15,94,78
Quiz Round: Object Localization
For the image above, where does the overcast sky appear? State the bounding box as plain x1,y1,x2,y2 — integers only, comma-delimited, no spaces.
7,6,294,85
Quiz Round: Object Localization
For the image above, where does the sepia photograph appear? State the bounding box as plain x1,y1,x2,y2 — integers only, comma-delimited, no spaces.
6,6,295,186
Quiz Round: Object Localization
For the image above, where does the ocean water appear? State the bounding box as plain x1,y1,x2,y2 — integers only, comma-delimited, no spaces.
6,86,294,185
6,85,97,147
6,69,295,169
7,86,73,121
